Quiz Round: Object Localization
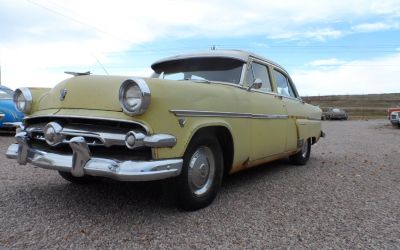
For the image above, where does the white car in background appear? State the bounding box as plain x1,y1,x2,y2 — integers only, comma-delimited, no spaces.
389,111,400,128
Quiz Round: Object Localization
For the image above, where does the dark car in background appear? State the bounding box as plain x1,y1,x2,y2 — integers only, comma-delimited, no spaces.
322,107,348,120
0,85,24,130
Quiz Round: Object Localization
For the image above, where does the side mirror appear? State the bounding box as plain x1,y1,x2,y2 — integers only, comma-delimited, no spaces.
248,78,263,91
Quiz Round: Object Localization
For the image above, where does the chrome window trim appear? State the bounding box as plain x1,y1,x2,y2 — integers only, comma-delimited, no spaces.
170,110,288,119
210,81,247,90
277,94,302,102
272,68,300,98
246,57,274,92
250,88,280,96
24,115,150,133
238,63,247,86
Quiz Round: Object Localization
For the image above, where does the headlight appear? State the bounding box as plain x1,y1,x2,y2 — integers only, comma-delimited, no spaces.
13,88,33,114
119,78,151,116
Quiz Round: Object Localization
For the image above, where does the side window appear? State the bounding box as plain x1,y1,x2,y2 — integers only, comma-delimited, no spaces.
273,70,297,98
246,62,272,92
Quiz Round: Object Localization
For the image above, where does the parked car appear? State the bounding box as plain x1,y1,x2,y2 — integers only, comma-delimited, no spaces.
0,85,24,130
322,107,348,120
6,50,323,210
389,111,400,127
388,107,400,120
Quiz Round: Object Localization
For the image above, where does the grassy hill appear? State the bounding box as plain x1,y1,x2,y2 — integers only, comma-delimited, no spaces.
302,93,400,118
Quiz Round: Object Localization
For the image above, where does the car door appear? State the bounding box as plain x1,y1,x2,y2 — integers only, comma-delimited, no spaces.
272,68,304,152
246,59,288,161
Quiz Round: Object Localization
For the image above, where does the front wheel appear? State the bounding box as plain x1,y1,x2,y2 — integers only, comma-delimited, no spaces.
176,135,223,211
289,138,311,165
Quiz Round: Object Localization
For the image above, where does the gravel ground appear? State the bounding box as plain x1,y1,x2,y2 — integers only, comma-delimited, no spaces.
0,119,399,249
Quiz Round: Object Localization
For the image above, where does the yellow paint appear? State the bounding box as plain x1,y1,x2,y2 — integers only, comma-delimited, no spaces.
25,74,322,175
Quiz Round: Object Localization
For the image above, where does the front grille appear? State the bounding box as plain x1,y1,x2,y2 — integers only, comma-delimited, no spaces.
25,116,147,132
25,116,152,161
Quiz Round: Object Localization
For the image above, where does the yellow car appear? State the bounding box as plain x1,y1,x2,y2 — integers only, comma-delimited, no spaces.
6,50,323,210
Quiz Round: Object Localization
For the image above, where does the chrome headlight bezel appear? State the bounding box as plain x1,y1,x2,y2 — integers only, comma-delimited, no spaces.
13,88,33,114
119,78,151,116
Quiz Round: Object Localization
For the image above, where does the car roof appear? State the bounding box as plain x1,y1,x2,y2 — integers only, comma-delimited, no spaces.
151,50,288,73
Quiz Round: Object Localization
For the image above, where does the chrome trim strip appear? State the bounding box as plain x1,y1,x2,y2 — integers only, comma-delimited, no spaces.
307,117,322,121
6,136,182,181
170,110,288,119
2,122,22,128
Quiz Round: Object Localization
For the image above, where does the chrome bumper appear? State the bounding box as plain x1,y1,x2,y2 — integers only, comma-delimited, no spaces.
6,133,182,181
1,122,22,128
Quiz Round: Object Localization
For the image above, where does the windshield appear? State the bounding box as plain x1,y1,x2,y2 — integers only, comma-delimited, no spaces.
0,89,13,99
152,57,244,84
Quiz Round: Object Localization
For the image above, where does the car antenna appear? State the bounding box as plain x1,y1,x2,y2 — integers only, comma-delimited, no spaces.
92,54,109,75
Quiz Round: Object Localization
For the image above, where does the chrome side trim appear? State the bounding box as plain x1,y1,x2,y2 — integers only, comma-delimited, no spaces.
307,117,323,121
170,110,288,119
6,136,183,182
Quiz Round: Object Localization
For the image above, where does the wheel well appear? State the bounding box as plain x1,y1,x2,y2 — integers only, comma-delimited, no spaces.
311,137,316,145
190,126,234,177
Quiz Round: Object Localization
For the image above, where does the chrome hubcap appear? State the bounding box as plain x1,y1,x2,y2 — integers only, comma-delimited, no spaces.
301,140,309,158
188,146,215,196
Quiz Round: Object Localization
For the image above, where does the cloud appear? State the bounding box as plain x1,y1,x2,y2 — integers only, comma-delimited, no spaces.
352,21,400,32
1,0,400,90
292,53,400,96
308,58,348,67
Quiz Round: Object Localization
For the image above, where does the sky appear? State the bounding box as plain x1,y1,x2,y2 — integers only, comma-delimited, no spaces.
0,0,399,96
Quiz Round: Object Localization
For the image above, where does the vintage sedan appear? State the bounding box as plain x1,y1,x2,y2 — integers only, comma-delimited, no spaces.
6,50,323,210
0,85,24,130
389,111,400,127
322,107,348,120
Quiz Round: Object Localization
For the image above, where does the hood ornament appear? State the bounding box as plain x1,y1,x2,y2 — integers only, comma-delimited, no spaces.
60,88,68,101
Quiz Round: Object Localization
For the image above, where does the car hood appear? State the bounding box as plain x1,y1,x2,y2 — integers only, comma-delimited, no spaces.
39,75,139,111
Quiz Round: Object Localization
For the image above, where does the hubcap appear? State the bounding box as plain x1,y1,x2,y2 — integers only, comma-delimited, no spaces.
301,140,309,158
188,146,215,196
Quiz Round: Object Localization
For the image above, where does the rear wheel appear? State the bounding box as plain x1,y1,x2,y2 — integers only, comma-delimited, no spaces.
289,139,311,165
176,135,223,211
58,171,97,184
